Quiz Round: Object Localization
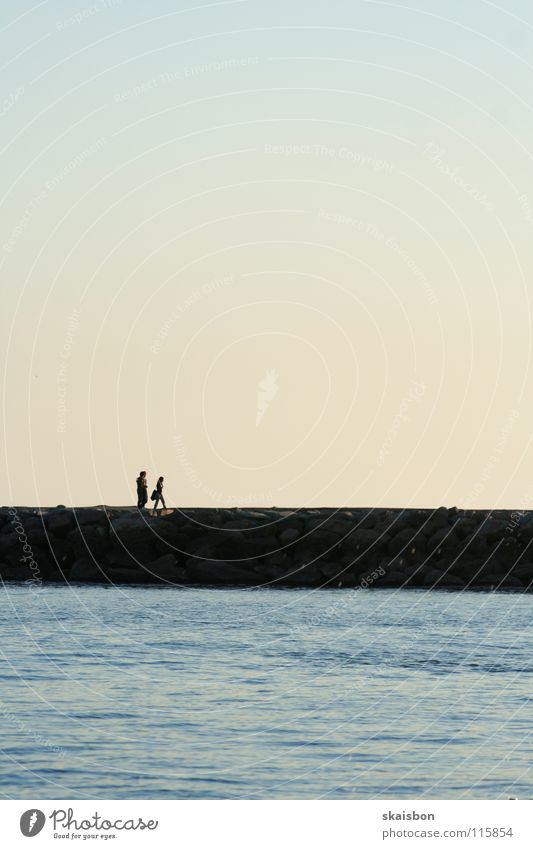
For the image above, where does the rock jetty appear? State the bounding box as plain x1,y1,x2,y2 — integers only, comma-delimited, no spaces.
1,505,532,590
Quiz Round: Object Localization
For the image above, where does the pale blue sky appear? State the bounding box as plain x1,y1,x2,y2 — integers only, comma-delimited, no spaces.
1,0,532,507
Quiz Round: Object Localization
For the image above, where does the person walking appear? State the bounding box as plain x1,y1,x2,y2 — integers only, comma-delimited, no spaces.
152,476,166,510
136,471,148,509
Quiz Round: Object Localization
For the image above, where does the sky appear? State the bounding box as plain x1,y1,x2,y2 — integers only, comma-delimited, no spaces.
1,0,532,508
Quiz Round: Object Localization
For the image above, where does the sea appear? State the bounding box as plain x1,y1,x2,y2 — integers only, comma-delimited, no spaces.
0,584,531,799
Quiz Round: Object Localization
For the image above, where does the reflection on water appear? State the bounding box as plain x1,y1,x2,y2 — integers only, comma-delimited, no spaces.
0,584,532,799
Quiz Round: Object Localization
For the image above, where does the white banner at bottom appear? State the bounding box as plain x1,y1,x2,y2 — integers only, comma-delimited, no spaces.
1,799,532,848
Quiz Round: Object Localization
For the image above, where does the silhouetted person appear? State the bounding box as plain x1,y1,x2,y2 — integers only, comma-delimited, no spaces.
153,476,166,510
136,471,148,509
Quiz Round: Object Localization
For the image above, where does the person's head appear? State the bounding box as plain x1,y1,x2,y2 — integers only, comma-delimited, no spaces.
158,476,164,483
140,471,146,478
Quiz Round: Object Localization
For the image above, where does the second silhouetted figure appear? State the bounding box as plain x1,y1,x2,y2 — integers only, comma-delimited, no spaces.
152,476,166,510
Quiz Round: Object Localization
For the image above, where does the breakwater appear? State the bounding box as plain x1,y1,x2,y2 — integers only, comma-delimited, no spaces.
1,506,532,590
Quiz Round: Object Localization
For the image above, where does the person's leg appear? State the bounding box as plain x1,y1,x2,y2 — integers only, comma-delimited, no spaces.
153,495,161,510
161,495,166,509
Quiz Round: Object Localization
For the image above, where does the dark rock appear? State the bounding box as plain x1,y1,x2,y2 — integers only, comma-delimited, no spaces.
111,514,158,545
453,559,484,582
454,518,479,540
0,505,530,589
423,568,447,586
323,519,355,535
262,552,292,570
66,525,109,558
496,537,522,567
427,527,459,555
47,537,74,568
103,543,155,569
17,516,46,532
0,556,46,581
185,558,260,585
512,562,533,580
46,509,75,535
340,528,382,553
69,558,104,582
105,565,148,583
304,529,341,549
72,509,110,527
221,518,260,530
481,517,507,542
279,528,300,544
145,554,185,582
379,569,409,587
319,562,347,580
185,541,217,559
276,563,324,586
387,527,420,556
499,575,525,589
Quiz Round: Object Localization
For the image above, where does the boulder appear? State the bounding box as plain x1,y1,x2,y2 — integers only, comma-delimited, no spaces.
378,569,410,587
387,527,420,556
279,528,300,545
319,562,346,580
145,553,186,582
454,518,480,540
262,552,292,570
341,528,382,553
499,575,525,590
276,563,324,586
321,518,355,535
47,537,74,568
72,509,111,527
16,516,46,532
185,558,260,585
423,568,447,587
0,561,36,581
511,562,533,581
480,517,507,542
46,509,75,535
495,537,522,567
304,529,341,549
427,527,459,554
103,543,156,569
110,514,158,545
277,515,305,533
105,564,148,583
220,518,259,530
66,525,109,558
69,558,104,582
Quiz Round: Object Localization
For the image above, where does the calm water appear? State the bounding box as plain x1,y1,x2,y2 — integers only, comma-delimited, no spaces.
0,584,532,799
